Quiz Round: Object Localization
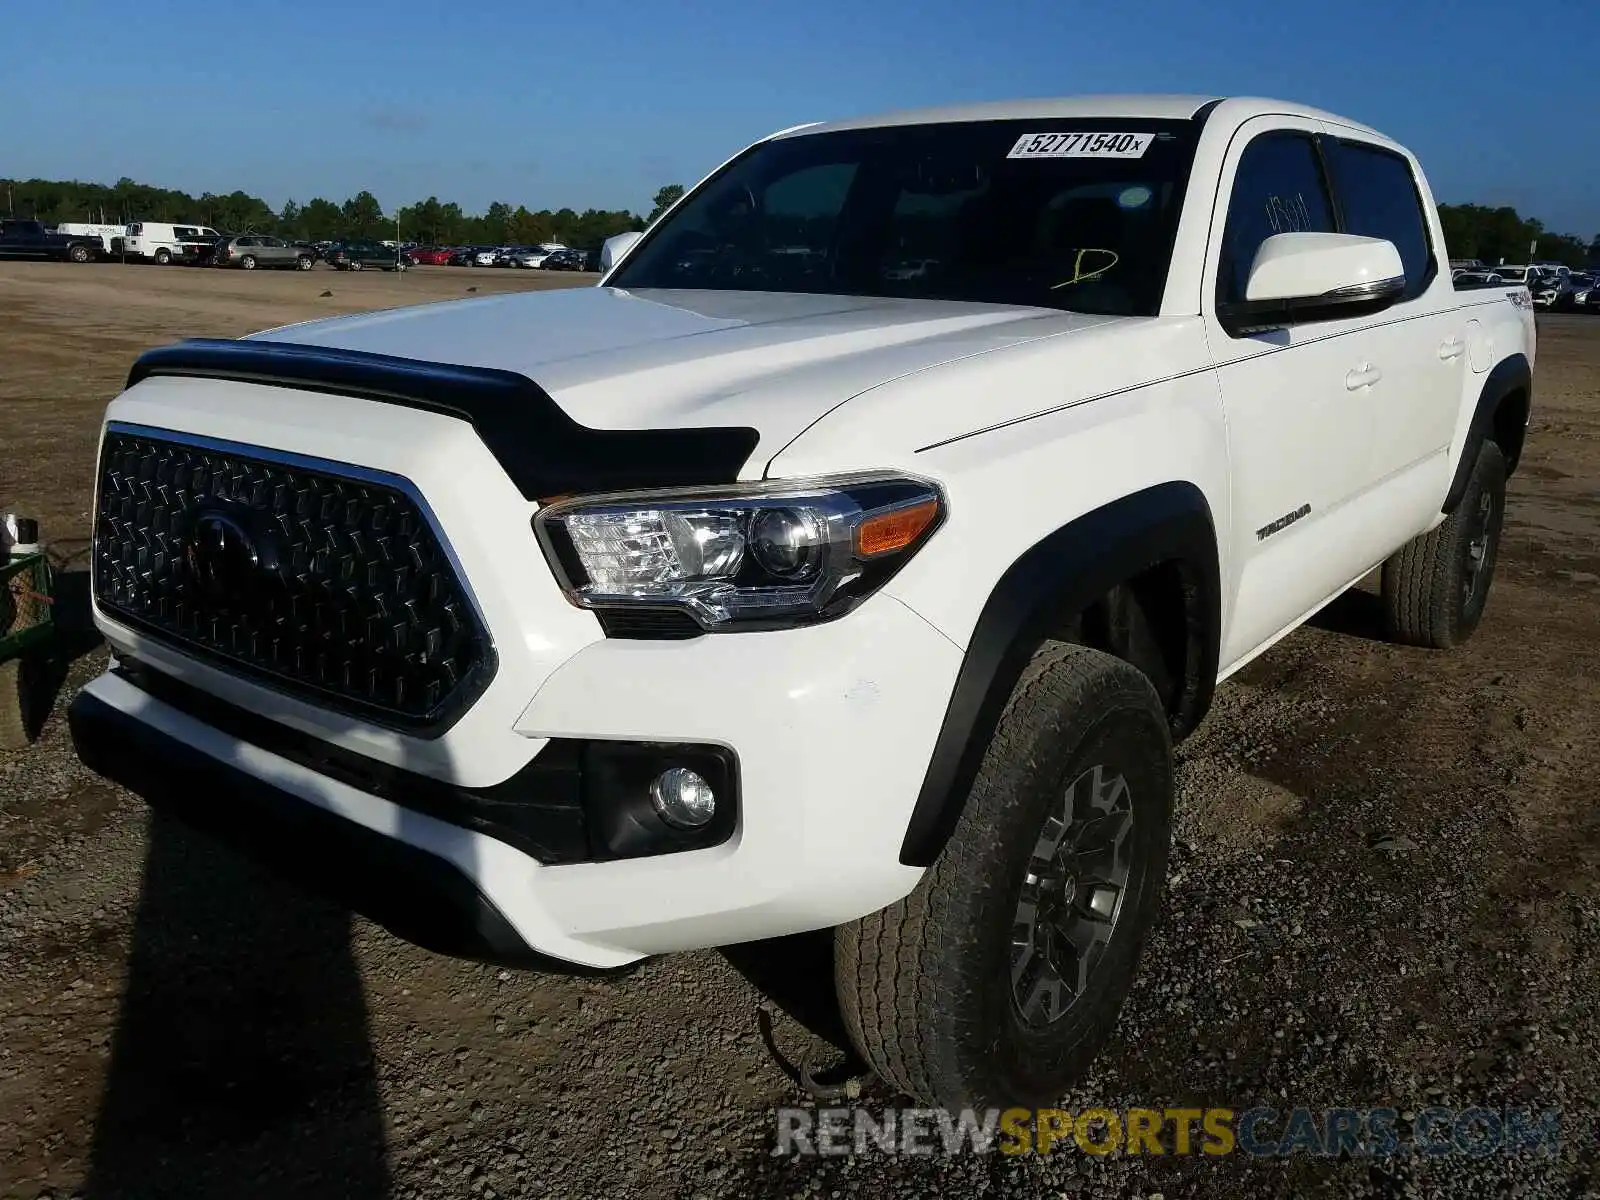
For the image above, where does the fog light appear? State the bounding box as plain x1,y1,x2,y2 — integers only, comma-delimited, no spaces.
649,767,717,829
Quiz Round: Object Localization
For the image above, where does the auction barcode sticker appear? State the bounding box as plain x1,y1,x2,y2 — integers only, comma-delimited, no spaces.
1007,132,1154,159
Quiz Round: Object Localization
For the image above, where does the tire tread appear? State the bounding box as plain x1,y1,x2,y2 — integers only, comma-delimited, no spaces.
837,642,1168,1104
1381,440,1506,649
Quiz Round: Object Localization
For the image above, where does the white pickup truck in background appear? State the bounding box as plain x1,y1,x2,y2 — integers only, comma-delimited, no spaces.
52,223,127,257
70,94,1534,1109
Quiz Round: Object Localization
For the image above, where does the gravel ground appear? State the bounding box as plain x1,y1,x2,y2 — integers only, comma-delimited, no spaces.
1,265,1598,1198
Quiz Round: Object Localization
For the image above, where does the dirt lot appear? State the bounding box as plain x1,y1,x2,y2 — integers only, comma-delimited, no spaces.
1,262,1597,1199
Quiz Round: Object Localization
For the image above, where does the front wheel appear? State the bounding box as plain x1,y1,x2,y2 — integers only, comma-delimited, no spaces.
154,247,171,265
1381,440,1507,649
836,643,1173,1108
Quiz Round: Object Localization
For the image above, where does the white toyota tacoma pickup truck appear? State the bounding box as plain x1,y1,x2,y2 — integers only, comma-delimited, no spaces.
71,95,1535,1109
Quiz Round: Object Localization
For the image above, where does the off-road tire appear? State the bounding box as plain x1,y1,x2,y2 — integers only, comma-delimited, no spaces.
0,659,32,751
154,248,171,265
1381,440,1507,649
835,642,1173,1108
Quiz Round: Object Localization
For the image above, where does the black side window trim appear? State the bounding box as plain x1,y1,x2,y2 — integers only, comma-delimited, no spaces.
1214,128,1337,310
1317,134,1438,302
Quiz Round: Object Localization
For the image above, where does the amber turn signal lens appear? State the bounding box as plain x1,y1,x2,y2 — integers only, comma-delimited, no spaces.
856,499,939,558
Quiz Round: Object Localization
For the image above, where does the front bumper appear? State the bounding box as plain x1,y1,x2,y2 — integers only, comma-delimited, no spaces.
69,681,607,972
75,592,962,969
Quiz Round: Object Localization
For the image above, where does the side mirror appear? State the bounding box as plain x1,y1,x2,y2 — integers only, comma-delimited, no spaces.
600,231,643,274
1219,232,1406,334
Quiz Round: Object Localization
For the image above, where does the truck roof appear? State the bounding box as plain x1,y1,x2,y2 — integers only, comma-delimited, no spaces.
775,94,1381,139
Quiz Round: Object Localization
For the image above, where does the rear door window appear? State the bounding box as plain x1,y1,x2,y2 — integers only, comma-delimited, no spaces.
1217,132,1336,305
1327,140,1435,298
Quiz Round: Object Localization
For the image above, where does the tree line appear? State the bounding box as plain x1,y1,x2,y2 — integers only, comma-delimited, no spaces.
0,178,693,249
1438,204,1598,269
3,174,1595,265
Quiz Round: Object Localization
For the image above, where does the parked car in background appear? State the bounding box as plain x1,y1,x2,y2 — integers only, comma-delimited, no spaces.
326,240,406,271
506,246,551,268
122,221,222,264
538,248,586,271
214,235,315,270
407,247,453,265
0,219,103,262
1528,272,1589,309
474,247,503,267
505,244,569,268
54,223,126,257
1557,273,1595,311
448,246,481,266
177,227,227,265
581,246,603,272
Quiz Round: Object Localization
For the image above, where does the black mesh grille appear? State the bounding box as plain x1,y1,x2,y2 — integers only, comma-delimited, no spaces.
93,429,493,731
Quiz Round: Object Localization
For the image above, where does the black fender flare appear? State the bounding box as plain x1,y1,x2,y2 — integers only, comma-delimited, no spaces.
898,481,1221,867
1443,353,1531,514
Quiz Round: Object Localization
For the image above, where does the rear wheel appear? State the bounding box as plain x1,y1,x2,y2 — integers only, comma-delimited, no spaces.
835,643,1173,1107
297,255,314,270
239,254,257,270
154,247,171,265
1381,440,1507,649
68,243,92,263
349,260,363,271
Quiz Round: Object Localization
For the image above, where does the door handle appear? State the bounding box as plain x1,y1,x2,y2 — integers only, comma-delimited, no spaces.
1345,364,1382,390
1438,337,1465,361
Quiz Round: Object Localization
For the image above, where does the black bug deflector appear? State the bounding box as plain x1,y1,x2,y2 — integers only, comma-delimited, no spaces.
127,338,762,500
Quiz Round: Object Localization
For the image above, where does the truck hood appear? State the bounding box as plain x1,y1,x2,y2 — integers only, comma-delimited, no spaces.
250,286,1118,471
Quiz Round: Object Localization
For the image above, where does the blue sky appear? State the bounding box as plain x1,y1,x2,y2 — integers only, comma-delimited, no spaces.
4,0,1596,235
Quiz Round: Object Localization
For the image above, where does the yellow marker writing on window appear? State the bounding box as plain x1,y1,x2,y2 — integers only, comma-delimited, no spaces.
1051,248,1120,290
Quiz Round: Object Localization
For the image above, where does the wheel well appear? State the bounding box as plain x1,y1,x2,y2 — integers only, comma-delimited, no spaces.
1491,387,1529,474
1044,557,1208,740
897,482,1220,866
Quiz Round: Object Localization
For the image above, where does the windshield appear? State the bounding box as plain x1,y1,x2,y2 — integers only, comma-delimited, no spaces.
610,118,1203,317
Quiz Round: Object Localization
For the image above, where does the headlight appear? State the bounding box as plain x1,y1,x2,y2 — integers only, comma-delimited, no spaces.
534,473,944,631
